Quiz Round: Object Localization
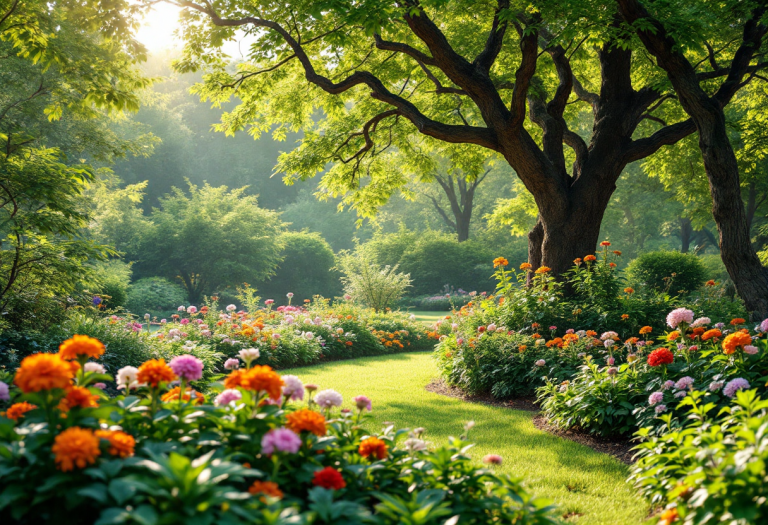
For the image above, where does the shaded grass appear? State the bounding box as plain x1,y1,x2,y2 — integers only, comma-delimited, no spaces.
289,352,649,525
406,310,449,324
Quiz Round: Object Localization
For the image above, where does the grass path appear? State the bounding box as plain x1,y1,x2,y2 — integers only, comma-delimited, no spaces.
406,310,448,324
289,352,649,525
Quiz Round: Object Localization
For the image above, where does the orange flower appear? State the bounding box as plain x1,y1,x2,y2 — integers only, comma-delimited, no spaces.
573,258,582,264
58,335,105,361
531,323,540,328
249,481,283,500
161,387,205,405
624,287,634,294
730,318,746,326
52,427,101,472
238,365,284,400
535,266,551,274
224,369,246,389
722,332,752,355
563,333,579,344
4,402,37,421
701,329,722,341
667,331,680,341
493,257,509,268
705,280,716,287
286,408,326,436
658,507,679,525
531,333,541,339
518,345,527,352
609,262,617,268
600,241,611,246
519,262,532,270
584,255,597,262
621,314,630,320
639,326,652,335
58,386,99,412
95,429,135,457
613,250,622,256
586,330,597,337
359,436,388,460
14,352,75,393
137,359,176,387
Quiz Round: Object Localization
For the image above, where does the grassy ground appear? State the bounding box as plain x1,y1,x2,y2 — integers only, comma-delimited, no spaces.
406,310,448,324
289,352,649,525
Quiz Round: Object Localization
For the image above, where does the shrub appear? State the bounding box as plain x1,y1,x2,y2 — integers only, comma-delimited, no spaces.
257,231,342,303
630,389,768,523
626,251,706,294
88,259,132,309
125,277,188,318
337,252,411,312
0,338,559,525
401,293,473,311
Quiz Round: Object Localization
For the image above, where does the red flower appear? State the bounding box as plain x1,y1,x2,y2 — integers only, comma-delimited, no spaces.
647,348,674,367
312,467,346,490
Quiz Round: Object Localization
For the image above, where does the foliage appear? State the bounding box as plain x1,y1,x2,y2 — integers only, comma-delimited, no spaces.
133,183,285,302
630,389,768,524
257,231,342,304
125,278,188,319
400,293,473,311
87,260,133,309
0,338,558,525
337,252,411,313
626,251,707,295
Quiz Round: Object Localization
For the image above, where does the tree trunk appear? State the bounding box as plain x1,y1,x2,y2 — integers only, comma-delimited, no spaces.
456,213,470,242
680,217,693,253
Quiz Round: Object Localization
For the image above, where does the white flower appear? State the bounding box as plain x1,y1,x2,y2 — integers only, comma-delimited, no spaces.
303,331,315,341
282,375,305,401
239,347,261,365
535,359,546,367
116,366,140,390
144,313,150,320
409,315,416,320
226,304,237,312
286,292,294,298
691,317,711,328
178,305,186,312
403,438,428,452
84,362,106,374
314,389,343,409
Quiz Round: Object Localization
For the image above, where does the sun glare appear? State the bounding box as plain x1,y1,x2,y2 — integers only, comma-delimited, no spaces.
137,3,182,52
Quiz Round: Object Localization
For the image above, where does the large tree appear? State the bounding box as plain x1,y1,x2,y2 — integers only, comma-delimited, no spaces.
616,0,768,317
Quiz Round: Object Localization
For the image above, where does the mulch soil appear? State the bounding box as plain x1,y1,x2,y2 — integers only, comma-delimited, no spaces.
426,378,635,464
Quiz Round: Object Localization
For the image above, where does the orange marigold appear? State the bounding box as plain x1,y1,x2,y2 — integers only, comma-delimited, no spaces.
359,436,388,460
58,334,105,361
136,359,176,387
621,314,630,320
705,280,716,287
722,332,752,355
613,250,622,256
701,329,722,341
519,262,532,270
4,401,37,421
573,258,582,264
95,429,135,457
584,255,597,262
600,241,611,246
639,326,652,335
224,369,246,389
58,386,99,412
667,331,680,341
493,257,509,268
624,287,634,294
535,266,551,274
161,387,205,405
518,345,527,352
286,408,326,436
14,352,75,393
658,508,679,525
239,365,284,400
730,318,746,326
609,262,617,268
249,481,283,500
52,427,101,472
586,330,597,337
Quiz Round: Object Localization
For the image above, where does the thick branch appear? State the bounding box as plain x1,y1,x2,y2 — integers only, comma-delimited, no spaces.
623,118,696,162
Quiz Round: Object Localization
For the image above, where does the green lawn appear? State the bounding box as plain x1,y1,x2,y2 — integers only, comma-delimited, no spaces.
406,310,449,324
289,352,649,525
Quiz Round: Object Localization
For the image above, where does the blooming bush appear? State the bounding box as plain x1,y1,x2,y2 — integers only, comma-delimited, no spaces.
0,336,559,524
630,389,768,523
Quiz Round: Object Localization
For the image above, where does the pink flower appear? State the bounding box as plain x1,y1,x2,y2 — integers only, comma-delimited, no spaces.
354,395,372,411
662,380,675,390
606,357,615,366
169,354,204,381
272,333,281,340
535,359,546,367
94,382,107,390
187,306,198,314
282,375,305,401
606,367,618,376
286,293,294,298
709,381,724,392
215,389,242,406
648,392,664,405
180,318,190,325
601,331,618,341
744,345,758,355
84,362,106,374
265,299,275,305
760,318,768,332
654,404,667,414
487,323,497,332
674,376,694,390
261,428,302,455
666,308,694,329
224,358,240,370
723,378,749,398
314,389,343,409
343,294,352,300
691,317,711,328
483,454,503,465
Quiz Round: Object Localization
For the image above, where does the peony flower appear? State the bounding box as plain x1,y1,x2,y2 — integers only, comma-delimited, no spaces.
0,381,9,401
264,299,274,305
84,362,106,374
178,305,186,312
666,308,694,329
709,380,724,392
239,347,261,366
604,340,615,348
647,348,674,367
215,389,242,406
723,378,750,398
654,404,667,414
187,306,197,314
282,375,305,401
261,428,302,455
648,392,664,405
487,323,497,332
662,380,676,390
760,318,768,332
180,319,190,326
534,359,546,367
226,304,236,312
483,454,503,465
314,389,343,409
674,376,694,390
744,345,759,355
354,395,372,411
169,355,204,381
116,366,140,391
601,331,618,341
691,317,711,328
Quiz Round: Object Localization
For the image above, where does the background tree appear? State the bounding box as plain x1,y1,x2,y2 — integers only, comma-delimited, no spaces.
134,183,285,303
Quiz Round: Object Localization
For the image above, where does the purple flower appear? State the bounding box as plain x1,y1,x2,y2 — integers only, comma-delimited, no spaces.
0,381,9,401
654,404,667,414
261,428,301,455
169,354,204,381
723,378,750,398
674,391,687,399
282,375,305,401
715,322,725,329
224,358,240,370
215,389,242,406
666,308,694,329
92,296,102,306
354,395,372,411
674,376,694,390
648,392,664,405
662,380,675,390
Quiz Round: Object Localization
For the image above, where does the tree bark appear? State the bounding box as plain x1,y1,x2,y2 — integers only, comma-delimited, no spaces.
680,218,693,253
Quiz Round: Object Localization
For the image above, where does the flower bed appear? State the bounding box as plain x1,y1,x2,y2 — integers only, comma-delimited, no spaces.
0,336,558,524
